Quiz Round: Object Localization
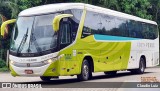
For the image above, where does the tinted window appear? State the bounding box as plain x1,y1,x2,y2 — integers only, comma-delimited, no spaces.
127,20,143,38
114,17,128,37
64,9,82,41
152,25,158,39
128,20,136,38
60,22,71,44
142,23,158,39
82,11,101,38
70,9,82,41
82,10,158,40
99,14,117,36
82,11,128,38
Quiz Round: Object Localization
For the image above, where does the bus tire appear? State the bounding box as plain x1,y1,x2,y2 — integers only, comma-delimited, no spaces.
104,71,117,75
130,58,145,74
77,59,91,81
40,76,51,81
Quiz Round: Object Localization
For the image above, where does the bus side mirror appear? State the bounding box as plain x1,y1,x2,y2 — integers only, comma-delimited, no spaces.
1,19,16,38
52,14,73,32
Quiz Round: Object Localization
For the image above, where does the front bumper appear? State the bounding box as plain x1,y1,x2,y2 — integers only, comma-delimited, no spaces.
10,60,59,77
10,64,50,76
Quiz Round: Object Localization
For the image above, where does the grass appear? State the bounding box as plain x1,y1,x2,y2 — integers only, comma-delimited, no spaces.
0,66,9,72
0,58,9,72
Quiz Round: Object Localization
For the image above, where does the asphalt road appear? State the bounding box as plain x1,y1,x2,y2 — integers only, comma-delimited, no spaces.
0,66,160,91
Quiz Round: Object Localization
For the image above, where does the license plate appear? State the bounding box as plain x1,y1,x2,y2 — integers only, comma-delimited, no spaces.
25,70,33,74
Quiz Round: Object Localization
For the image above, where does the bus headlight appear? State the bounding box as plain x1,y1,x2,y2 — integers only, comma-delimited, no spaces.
47,59,52,64
43,60,52,64
10,60,15,65
42,58,57,64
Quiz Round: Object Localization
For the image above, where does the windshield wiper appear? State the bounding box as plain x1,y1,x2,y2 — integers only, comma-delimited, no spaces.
17,28,29,53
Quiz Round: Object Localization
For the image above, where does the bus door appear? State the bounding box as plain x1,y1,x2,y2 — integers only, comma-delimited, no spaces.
59,18,74,75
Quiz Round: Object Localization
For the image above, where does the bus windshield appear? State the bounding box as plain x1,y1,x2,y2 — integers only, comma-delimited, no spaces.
10,14,58,55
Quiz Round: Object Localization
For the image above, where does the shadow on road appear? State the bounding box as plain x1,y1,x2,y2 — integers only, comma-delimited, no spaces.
19,71,153,85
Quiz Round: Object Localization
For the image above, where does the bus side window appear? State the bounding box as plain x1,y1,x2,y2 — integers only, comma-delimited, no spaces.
81,27,92,38
60,20,71,44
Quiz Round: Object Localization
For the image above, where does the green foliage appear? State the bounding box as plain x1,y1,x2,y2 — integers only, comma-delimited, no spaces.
0,0,18,19
0,59,6,68
5,0,19,18
0,66,9,72
100,0,120,11
118,0,152,19
149,0,160,22
18,0,42,11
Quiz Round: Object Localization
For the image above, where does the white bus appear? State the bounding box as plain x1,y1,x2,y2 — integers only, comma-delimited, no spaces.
1,3,159,81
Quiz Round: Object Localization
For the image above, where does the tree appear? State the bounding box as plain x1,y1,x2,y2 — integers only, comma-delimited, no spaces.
118,0,152,19
0,0,18,35
0,0,10,23
0,0,19,60
100,0,120,11
0,0,19,19
149,0,160,22
18,0,42,11
5,0,19,18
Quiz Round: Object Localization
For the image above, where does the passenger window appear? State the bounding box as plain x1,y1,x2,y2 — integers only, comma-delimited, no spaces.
128,20,139,38
82,11,101,38
100,14,117,36
114,17,128,37
60,21,71,44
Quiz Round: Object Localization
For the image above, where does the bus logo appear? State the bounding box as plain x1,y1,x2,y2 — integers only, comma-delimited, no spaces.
27,63,30,67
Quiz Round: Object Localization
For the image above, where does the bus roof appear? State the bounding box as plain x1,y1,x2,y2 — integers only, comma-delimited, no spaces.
19,3,157,25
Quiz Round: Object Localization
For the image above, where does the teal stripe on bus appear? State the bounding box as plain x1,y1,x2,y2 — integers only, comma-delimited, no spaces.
94,34,141,41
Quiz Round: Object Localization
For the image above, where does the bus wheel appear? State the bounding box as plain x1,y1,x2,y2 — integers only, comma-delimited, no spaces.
104,71,117,75
130,58,145,74
40,76,51,81
77,59,91,81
